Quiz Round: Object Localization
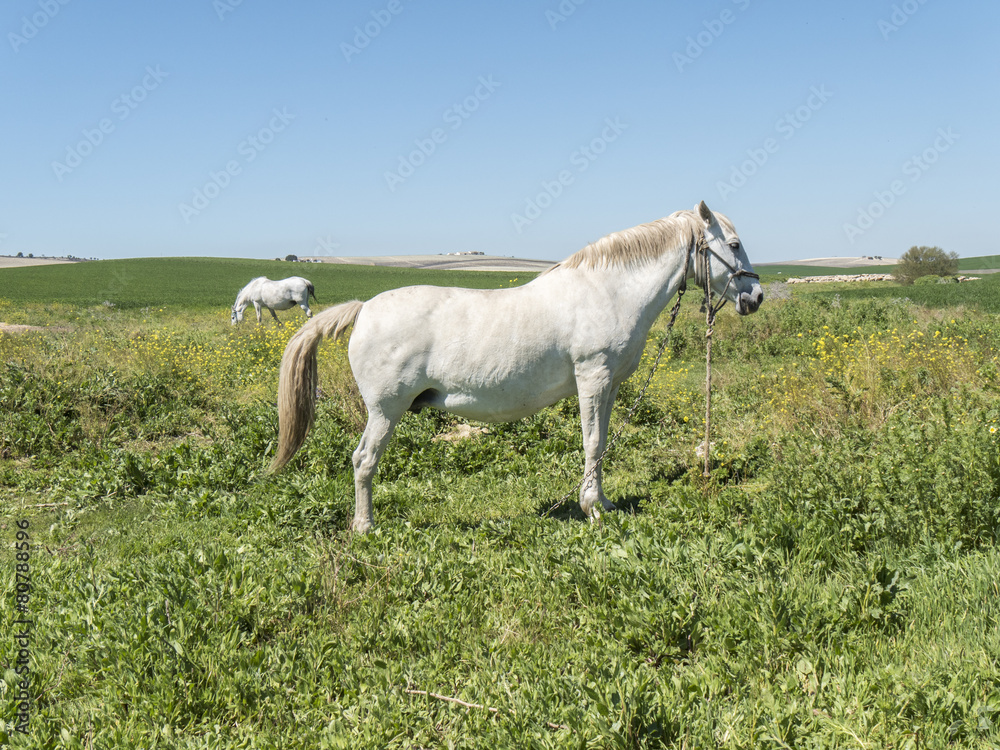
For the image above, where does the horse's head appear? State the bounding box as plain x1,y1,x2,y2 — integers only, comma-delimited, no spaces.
231,306,243,325
695,201,763,316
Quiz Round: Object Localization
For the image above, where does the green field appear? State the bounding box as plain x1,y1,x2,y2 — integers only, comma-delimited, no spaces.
755,253,1000,281
0,258,521,312
959,255,1000,271
2,261,1000,748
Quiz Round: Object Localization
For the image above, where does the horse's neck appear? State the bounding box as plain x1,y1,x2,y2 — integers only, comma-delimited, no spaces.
593,247,691,324
627,263,688,335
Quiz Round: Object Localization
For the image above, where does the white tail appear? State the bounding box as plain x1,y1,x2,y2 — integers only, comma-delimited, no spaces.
270,300,364,472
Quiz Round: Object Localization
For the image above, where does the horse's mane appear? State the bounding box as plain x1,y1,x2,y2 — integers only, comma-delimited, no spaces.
547,210,735,274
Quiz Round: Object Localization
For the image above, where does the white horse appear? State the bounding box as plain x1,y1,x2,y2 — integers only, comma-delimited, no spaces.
231,276,317,325
271,202,763,532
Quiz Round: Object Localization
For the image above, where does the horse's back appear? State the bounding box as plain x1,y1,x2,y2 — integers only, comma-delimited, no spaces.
352,283,561,349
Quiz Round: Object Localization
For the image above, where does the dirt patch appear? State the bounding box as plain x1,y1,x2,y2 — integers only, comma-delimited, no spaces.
432,424,490,443
757,256,898,268
0,256,79,269
0,323,71,334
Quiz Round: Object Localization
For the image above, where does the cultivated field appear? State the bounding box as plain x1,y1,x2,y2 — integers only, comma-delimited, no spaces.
2,258,1000,748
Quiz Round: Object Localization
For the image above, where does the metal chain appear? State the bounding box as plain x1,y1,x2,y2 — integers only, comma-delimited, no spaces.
542,285,686,517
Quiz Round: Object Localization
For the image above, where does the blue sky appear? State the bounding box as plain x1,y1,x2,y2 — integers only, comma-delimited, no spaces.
2,0,998,263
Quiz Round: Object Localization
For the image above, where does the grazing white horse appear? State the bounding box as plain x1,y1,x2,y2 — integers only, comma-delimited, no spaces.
231,276,317,325
271,202,763,532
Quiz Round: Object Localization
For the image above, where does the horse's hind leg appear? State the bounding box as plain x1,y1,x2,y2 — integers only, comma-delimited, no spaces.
351,407,401,533
576,365,619,520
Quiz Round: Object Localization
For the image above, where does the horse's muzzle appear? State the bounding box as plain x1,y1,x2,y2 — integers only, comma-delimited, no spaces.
736,289,763,315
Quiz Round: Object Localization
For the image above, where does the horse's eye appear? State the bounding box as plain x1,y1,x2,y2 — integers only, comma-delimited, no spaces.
729,242,741,251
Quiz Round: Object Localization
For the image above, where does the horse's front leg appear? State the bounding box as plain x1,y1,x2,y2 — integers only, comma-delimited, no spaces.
253,302,263,323
575,365,619,520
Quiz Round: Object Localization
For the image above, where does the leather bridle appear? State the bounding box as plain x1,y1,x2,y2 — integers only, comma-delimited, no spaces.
688,230,760,316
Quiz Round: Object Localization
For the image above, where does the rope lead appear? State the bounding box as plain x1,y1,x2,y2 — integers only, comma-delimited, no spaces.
704,298,715,478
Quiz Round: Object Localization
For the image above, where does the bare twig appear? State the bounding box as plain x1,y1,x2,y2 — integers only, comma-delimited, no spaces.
405,688,498,714
404,688,570,731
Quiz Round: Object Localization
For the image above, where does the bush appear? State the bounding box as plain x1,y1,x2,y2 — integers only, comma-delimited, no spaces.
894,245,958,285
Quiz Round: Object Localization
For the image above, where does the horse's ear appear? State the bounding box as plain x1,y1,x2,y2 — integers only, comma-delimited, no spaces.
698,200,716,225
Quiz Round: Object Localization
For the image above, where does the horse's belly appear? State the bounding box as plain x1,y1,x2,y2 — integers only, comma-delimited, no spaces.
420,336,578,421
436,377,576,422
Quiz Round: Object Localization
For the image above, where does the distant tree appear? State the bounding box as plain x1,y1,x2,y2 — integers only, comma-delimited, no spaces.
27,253,33,258
285,254,298,262
15,251,22,258
894,245,958,285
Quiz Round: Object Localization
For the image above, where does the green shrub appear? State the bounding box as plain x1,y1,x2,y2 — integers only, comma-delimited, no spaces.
763,399,1000,559
894,245,959,285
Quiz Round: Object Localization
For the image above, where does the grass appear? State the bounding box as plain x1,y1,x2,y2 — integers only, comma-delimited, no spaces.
2,261,1000,747
0,258,522,313
756,252,1000,280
